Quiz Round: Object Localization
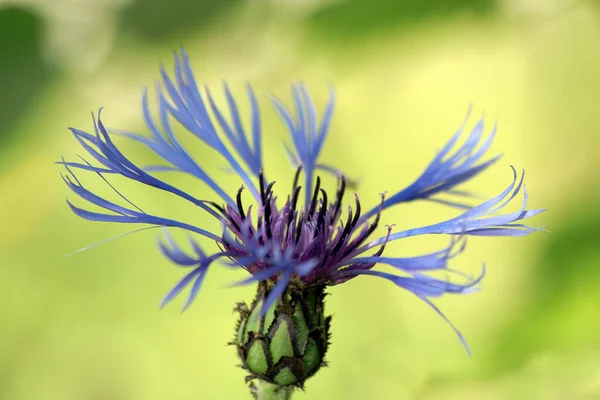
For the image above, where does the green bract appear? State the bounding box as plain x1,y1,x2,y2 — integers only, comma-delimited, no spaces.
234,280,331,388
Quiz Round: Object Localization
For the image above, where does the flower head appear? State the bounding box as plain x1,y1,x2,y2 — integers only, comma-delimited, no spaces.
60,49,543,355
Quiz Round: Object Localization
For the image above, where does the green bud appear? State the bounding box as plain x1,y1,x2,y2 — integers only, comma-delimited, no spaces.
233,279,331,388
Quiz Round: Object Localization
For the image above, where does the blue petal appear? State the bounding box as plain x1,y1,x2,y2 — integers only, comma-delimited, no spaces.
64,169,223,242
363,168,544,249
182,270,208,311
417,295,472,356
262,268,293,315
362,114,501,220
248,84,262,171
57,161,114,174
158,51,262,200
339,237,464,271
232,264,286,286
348,269,483,298
160,250,232,309
158,234,201,266
161,266,205,308
272,85,339,206
294,259,319,276
66,112,223,219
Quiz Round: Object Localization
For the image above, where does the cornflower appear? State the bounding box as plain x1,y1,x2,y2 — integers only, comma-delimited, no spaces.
60,49,543,399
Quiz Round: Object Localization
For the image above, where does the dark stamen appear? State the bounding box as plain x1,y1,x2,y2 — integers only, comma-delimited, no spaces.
343,205,382,256
372,225,394,257
292,165,303,192
295,213,305,244
236,187,246,220
331,206,353,255
257,215,264,245
224,205,241,232
208,201,227,217
290,186,301,214
315,188,328,238
308,176,321,217
350,194,361,229
244,205,255,238
265,181,276,198
228,218,241,232
259,169,266,205
331,176,346,224
286,186,302,236
264,192,273,240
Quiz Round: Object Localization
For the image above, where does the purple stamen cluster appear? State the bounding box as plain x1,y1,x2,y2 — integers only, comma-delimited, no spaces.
219,168,389,287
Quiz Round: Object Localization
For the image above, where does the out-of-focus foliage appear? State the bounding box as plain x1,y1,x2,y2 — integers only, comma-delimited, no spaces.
0,8,51,146
485,192,600,376
1,0,599,399
119,0,242,40
309,0,496,39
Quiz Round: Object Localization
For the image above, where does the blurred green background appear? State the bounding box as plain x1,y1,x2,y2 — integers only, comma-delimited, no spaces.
1,0,599,399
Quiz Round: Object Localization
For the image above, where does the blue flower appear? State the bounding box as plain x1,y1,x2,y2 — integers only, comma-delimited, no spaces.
60,49,544,351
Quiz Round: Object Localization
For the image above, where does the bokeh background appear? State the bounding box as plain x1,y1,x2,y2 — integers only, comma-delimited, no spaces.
1,0,599,399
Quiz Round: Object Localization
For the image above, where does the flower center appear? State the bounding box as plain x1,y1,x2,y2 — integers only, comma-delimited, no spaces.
213,168,385,284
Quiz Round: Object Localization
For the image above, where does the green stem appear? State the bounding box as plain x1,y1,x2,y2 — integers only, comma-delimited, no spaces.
253,380,294,400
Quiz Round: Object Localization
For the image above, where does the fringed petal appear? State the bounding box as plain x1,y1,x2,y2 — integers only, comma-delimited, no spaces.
362,113,500,220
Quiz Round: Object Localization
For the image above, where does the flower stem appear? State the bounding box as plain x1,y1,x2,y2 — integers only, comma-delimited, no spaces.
253,380,294,400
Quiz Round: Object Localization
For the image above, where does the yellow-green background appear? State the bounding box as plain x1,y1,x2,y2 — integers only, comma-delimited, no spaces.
1,1,599,399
